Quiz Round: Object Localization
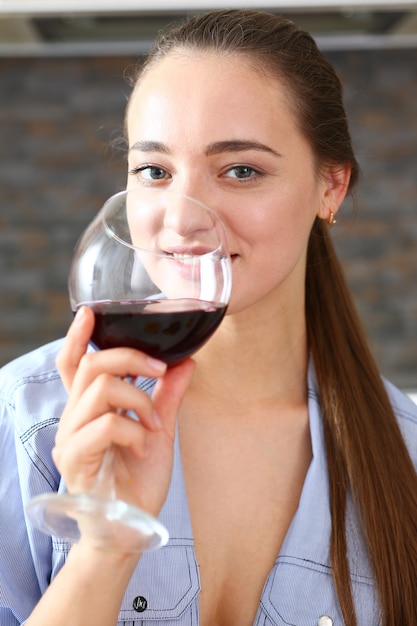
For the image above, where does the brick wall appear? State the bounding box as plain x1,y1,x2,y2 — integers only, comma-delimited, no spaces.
0,49,416,389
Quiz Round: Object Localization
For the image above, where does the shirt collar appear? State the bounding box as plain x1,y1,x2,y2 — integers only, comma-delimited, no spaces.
279,362,332,566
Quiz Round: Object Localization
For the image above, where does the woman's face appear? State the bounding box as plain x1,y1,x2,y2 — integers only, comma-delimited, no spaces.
126,52,343,317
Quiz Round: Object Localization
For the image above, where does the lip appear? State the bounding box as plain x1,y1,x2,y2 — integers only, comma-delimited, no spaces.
161,244,220,258
159,249,235,284
157,251,203,283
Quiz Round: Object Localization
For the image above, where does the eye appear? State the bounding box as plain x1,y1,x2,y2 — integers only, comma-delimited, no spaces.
129,165,170,181
224,165,260,180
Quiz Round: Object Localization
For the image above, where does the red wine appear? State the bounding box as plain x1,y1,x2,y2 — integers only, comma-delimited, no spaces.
78,299,227,367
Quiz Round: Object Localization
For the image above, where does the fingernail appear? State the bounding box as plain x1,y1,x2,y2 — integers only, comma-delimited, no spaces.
146,356,167,374
73,305,86,325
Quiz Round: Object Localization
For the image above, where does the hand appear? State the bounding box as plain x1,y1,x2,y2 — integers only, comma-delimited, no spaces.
54,306,195,517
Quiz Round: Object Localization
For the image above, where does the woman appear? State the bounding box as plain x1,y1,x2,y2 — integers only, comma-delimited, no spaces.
1,9,417,626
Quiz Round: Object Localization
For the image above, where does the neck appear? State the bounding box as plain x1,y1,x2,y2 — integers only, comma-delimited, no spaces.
190,297,309,409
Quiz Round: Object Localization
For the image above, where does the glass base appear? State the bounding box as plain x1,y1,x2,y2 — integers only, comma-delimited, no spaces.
26,493,169,553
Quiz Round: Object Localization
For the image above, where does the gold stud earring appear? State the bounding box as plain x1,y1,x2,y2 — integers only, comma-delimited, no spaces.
327,212,336,227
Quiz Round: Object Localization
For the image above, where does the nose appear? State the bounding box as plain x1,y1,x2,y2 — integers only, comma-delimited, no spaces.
162,192,216,239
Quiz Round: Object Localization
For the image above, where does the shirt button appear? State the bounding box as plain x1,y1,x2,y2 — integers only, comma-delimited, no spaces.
318,617,333,626
133,596,148,612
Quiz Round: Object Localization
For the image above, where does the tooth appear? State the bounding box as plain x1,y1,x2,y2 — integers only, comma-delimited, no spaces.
172,253,194,265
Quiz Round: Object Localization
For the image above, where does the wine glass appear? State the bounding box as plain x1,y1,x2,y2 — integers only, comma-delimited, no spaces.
26,187,232,552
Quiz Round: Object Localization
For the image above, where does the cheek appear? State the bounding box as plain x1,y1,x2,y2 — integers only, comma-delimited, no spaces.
227,184,319,291
231,190,316,253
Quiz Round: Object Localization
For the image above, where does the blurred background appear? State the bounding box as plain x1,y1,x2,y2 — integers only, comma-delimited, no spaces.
0,0,416,394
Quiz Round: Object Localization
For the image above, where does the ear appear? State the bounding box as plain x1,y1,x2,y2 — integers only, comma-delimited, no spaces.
317,163,351,223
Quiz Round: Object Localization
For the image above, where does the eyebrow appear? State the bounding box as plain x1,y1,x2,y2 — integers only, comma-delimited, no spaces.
205,140,282,158
129,139,282,158
129,140,170,154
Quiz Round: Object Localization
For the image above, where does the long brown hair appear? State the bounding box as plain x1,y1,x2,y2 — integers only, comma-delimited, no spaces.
130,10,417,623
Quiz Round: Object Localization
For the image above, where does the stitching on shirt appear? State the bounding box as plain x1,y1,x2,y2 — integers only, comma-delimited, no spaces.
19,418,60,489
6,370,61,395
22,446,59,489
0,371,62,415
20,417,60,443
278,554,333,577
278,554,373,585
258,598,296,626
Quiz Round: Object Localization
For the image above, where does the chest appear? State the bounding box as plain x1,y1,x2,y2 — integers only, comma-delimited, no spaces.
49,411,379,626
178,408,312,626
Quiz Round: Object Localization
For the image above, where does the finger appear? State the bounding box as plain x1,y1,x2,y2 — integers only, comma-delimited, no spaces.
67,349,167,413
56,305,95,393
57,374,160,443
152,358,195,439
57,307,167,396
53,412,148,493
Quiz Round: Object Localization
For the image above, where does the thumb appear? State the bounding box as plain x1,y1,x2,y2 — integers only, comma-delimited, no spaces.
56,305,95,393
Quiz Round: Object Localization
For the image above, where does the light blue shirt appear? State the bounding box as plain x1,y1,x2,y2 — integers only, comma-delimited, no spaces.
1,338,417,625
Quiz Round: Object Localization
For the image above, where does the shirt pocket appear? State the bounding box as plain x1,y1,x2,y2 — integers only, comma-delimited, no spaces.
255,556,378,626
118,543,200,625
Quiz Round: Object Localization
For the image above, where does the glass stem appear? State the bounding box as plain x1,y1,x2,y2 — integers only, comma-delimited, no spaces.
90,445,117,500
89,377,133,501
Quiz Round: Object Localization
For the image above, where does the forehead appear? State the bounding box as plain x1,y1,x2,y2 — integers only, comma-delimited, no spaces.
126,52,300,141
136,50,268,88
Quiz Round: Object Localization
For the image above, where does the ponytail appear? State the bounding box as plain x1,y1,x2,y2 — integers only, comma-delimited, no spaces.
306,218,417,625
